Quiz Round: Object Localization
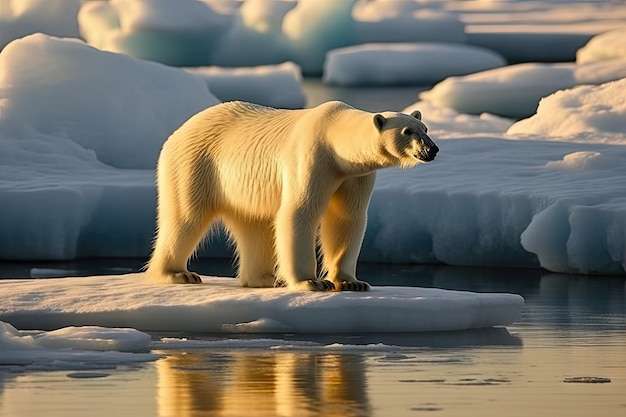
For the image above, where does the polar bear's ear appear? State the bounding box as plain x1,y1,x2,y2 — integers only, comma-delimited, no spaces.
410,110,422,121
373,114,386,131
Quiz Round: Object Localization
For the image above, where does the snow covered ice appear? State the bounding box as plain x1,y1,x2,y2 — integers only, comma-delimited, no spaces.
418,27,626,119
0,34,219,170
0,34,219,260
507,77,626,141
74,0,626,74
420,63,579,119
0,274,523,334
324,43,506,86
576,27,626,64
419,58,626,119
183,61,306,109
0,320,157,371
77,0,459,74
351,2,465,45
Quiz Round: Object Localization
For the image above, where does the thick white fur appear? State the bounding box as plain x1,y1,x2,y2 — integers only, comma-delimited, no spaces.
146,101,437,291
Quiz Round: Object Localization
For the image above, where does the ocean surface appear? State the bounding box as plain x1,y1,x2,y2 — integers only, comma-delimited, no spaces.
1,82,625,416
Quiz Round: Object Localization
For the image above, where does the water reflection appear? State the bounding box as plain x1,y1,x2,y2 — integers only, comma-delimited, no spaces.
155,351,371,417
152,325,522,417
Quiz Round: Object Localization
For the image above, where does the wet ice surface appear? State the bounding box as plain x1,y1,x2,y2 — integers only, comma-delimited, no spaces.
1,263,625,417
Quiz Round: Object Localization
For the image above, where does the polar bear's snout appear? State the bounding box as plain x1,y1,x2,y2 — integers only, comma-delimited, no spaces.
421,141,439,162
414,136,439,162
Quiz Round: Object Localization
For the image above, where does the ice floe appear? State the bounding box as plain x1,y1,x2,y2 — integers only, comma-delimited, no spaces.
0,274,524,333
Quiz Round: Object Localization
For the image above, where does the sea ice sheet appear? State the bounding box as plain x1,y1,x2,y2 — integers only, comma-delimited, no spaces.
0,320,157,371
0,274,524,334
323,42,505,86
184,61,306,109
420,29,626,118
507,77,626,141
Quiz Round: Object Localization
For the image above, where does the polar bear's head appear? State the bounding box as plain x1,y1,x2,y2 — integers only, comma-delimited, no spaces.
373,110,438,168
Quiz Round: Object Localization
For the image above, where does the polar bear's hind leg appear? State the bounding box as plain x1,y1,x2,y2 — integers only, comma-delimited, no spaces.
147,213,214,284
146,150,216,284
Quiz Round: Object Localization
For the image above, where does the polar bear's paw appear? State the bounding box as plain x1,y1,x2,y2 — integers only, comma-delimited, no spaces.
173,271,203,284
340,280,371,292
148,271,202,284
145,268,203,285
282,279,336,291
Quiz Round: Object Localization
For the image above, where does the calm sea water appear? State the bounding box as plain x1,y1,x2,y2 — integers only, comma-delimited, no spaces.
1,83,625,416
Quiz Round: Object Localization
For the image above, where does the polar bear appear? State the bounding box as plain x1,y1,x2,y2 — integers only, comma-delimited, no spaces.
146,101,438,291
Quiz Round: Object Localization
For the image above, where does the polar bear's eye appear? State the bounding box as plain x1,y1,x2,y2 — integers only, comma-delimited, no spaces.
402,127,414,136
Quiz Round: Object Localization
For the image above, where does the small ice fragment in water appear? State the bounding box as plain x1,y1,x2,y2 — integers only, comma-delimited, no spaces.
563,376,611,383
67,372,110,379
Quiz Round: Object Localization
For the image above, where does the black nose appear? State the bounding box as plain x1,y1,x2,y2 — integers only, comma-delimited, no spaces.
428,145,439,159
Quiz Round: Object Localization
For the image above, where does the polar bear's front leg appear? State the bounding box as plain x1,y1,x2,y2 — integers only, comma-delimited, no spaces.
320,174,376,291
275,203,335,291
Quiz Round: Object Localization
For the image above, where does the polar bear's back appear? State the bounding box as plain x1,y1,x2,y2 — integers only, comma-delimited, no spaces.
161,102,314,218
178,101,304,153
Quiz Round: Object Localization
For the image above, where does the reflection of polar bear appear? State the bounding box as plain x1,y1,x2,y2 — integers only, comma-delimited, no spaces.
146,101,438,291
